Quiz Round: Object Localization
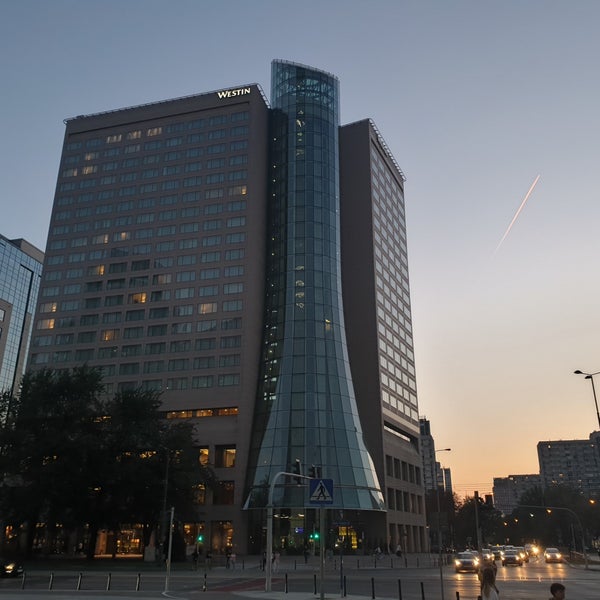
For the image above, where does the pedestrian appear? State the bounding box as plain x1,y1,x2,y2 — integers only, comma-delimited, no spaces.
549,582,566,600
261,550,266,571
230,551,236,569
225,547,232,569
480,566,499,600
205,549,212,570
272,549,280,573
192,548,199,570
395,544,402,557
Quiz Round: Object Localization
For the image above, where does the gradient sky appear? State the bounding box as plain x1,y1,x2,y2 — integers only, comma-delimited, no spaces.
2,0,600,499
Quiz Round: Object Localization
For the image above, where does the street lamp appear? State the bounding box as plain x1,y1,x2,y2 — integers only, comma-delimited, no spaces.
574,370,600,429
435,448,451,600
520,504,588,570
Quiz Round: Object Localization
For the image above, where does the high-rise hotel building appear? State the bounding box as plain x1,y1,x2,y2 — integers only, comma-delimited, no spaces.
29,61,426,554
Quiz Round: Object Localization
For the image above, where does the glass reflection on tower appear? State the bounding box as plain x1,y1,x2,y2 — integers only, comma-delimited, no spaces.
245,61,384,512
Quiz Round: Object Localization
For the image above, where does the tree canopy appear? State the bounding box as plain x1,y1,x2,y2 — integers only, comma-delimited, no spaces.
0,366,214,558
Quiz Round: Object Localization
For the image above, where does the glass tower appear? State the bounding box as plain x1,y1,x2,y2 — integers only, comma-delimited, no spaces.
245,61,384,511
0,235,43,396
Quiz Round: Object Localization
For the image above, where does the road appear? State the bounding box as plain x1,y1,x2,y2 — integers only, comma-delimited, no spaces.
0,555,597,600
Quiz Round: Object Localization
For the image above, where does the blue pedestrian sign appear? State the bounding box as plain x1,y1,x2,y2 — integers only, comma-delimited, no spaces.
309,478,334,504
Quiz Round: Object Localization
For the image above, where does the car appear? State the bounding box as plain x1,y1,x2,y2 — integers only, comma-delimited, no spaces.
480,548,495,563
515,546,529,563
502,549,523,566
454,551,480,573
0,558,23,578
491,547,504,561
544,547,563,563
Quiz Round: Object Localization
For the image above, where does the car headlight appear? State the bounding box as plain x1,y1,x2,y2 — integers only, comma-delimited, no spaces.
4,563,15,573
454,560,461,566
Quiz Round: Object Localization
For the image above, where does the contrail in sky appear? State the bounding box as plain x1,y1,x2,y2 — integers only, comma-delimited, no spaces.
493,174,541,256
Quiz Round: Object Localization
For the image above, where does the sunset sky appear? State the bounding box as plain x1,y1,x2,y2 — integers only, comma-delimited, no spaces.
2,0,600,498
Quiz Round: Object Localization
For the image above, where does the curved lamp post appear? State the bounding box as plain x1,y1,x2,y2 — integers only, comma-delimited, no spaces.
435,448,451,600
574,370,600,429
520,504,588,570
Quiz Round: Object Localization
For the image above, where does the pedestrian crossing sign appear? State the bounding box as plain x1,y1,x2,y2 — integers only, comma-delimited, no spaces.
309,478,334,504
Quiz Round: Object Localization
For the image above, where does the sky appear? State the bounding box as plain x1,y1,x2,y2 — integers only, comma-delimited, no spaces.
2,0,600,499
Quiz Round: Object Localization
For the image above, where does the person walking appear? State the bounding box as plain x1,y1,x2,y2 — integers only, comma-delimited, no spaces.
549,582,566,600
480,566,499,600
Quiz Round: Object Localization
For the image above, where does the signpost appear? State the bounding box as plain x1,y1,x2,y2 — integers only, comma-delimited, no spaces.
309,479,334,600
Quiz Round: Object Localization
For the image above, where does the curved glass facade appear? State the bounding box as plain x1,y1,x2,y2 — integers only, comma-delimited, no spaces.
245,61,384,511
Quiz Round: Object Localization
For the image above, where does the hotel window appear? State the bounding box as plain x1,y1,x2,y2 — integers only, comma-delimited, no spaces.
37,319,55,330
84,298,101,309
227,200,246,212
220,336,241,349
202,236,221,247
124,144,141,154
218,374,239,387
80,314,99,326
106,134,122,143
193,356,215,369
228,170,247,182
192,376,213,389
144,360,164,373
215,446,236,468
221,317,241,330
219,354,240,367
168,358,189,371
147,127,162,136
230,140,248,151
173,305,194,317
197,447,210,466
224,250,244,262
166,377,188,390
223,265,244,277
82,165,97,175
145,342,166,355
223,300,242,312
205,203,223,215
119,363,140,375
195,338,216,351
197,319,217,332
123,327,143,339
101,329,119,342
128,292,147,304
226,233,246,244
148,324,167,336
229,155,247,166
172,322,192,334
175,288,194,300
149,307,169,319
223,283,243,295
230,126,248,136
226,216,246,228
127,130,142,140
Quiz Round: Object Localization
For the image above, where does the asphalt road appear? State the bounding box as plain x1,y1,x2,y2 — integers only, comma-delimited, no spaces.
0,555,597,600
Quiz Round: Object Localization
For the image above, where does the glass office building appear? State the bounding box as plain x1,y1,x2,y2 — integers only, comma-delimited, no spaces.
0,235,43,397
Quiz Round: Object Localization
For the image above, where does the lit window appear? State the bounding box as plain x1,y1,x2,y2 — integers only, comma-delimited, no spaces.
129,292,147,304
106,134,122,143
37,319,55,329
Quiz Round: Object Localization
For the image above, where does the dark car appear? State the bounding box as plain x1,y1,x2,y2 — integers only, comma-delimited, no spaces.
502,549,523,566
544,548,563,563
0,558,23,577
454,551,480,573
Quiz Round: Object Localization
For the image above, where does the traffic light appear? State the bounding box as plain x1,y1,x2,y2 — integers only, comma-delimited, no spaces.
293,458,302,484
313,531,320,540
308,465,322,478
197,534,204,543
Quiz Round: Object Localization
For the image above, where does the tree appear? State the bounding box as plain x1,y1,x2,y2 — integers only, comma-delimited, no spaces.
0,368,214,558
453,495,503,548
